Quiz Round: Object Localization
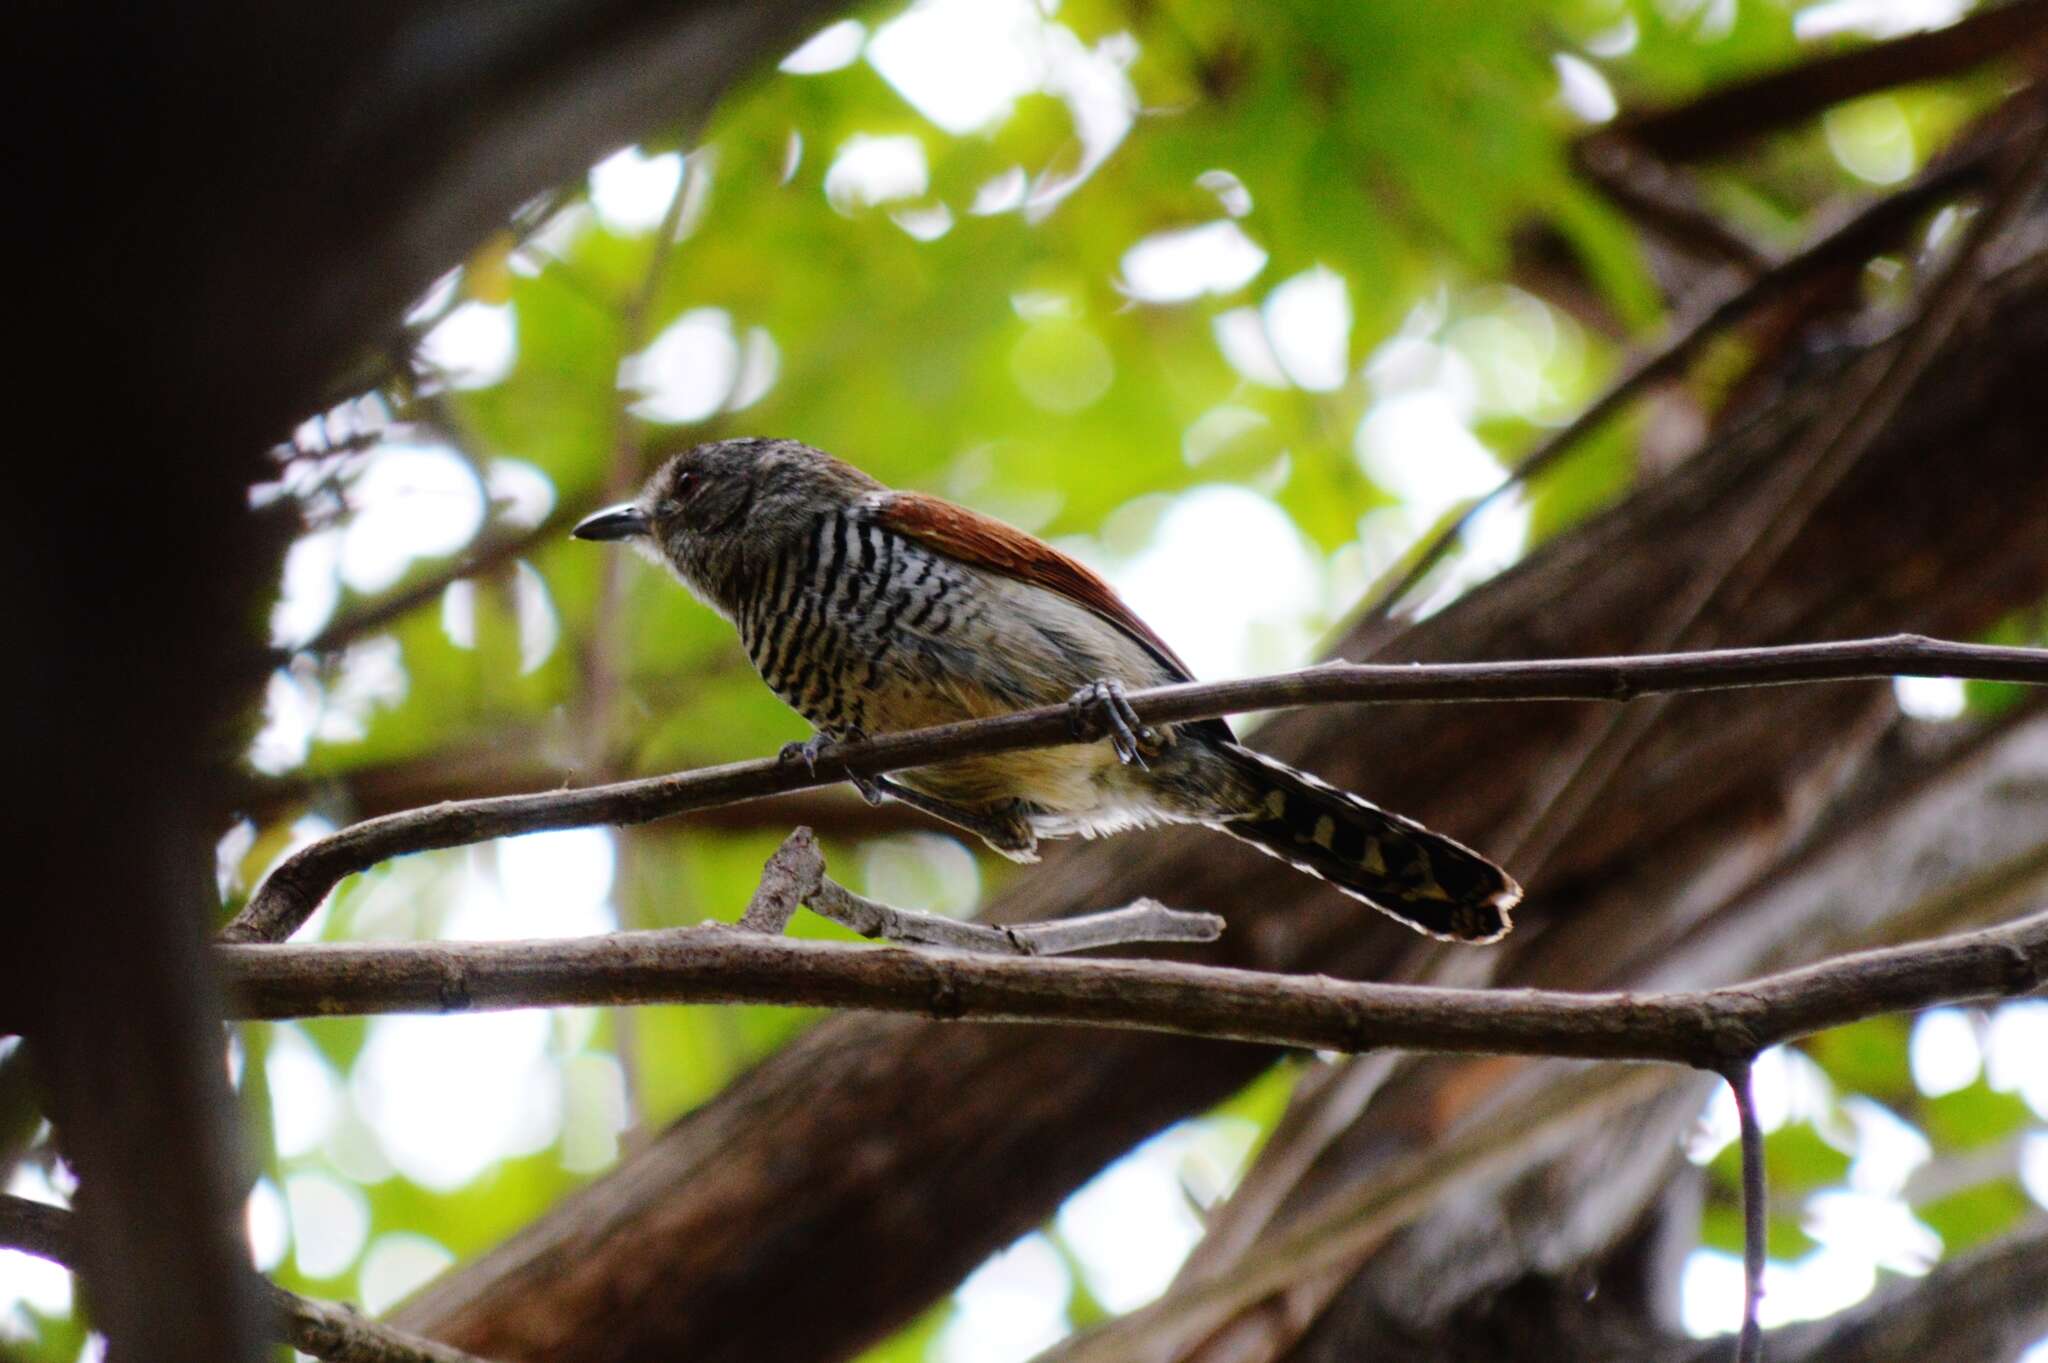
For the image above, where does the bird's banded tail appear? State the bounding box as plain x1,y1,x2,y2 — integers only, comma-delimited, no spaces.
1212,744,1520,943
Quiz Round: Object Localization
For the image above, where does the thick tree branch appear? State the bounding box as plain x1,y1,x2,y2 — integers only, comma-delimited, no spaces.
0,1194,494,1363
223,633,2048,944
205,905,2048,1063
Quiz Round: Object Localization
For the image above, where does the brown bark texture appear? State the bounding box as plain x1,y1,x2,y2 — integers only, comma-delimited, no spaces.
394,199,2048,1358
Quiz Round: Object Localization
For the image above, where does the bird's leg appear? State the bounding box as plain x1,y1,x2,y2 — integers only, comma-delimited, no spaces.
1066,679,1162,767
868,778,1040,862
778,730,886,805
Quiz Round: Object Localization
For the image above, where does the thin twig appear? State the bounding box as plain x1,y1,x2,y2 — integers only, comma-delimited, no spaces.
810,881,1220,955
1727,1060,1768,1363
222,633,2048,944
0,1194,495,1363
995,901,1222,956
1353,143,1994,628
201,904,2048,1055
737,827,1221,954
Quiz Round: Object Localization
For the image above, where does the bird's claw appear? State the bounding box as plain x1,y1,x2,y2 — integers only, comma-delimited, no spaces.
779,734,831,775
1068,679,1157,768
780,732,885,804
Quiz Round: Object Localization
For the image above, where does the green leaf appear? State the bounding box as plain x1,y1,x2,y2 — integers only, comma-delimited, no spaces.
1920,1080,2034,1152
1804,1016,1914,1104
1710,1119,1852,1195
1698,1200,1818,1261
1523,409,1639,548
1918,1179,2030,1253
854,1302,949,1363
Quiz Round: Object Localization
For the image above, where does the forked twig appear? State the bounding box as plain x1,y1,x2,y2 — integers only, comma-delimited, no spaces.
737,827,1222,955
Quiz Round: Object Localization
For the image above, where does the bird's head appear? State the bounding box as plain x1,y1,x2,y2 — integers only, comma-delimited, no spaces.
573,437,880,603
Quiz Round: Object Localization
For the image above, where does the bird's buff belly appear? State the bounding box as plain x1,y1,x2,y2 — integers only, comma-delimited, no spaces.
851,665,1150,825
896,743,1130,818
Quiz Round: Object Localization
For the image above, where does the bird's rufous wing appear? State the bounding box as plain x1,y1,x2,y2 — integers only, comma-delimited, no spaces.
871,490,1203,685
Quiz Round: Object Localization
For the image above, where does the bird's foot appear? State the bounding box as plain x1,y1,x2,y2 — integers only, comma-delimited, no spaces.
779,731,885,804
778,734,829,773
1067,679,1160,767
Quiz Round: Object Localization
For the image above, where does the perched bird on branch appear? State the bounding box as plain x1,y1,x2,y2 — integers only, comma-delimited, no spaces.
574,438,1520,941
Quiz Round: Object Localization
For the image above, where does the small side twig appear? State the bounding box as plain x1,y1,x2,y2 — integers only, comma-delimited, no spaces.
0,1194,494,1363
737,827,825,932
739,828,1222,956
1726,1060,1768,1363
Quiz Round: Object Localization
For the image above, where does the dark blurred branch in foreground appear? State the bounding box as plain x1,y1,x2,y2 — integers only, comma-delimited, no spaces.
211,900,2048,1061
14,2,860,1360
225,633,2048,944
0,1194,495,1363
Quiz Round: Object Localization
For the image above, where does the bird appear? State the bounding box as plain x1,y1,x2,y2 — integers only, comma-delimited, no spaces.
573,437,1520,942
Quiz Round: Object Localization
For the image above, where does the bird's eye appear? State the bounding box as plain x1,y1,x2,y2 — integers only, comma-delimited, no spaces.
675,470,700,501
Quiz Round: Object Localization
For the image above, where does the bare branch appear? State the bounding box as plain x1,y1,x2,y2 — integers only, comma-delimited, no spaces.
224,633,2048,944
736,827,1223,954
205,904,2048,1065
0,1194,496,1363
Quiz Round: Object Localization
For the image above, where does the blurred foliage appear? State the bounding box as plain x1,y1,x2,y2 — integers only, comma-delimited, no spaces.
9,0,2046,1357
1691,1012,2048,1317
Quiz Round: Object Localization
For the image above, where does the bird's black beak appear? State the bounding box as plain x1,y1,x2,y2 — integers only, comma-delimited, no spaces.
572,504,650,542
